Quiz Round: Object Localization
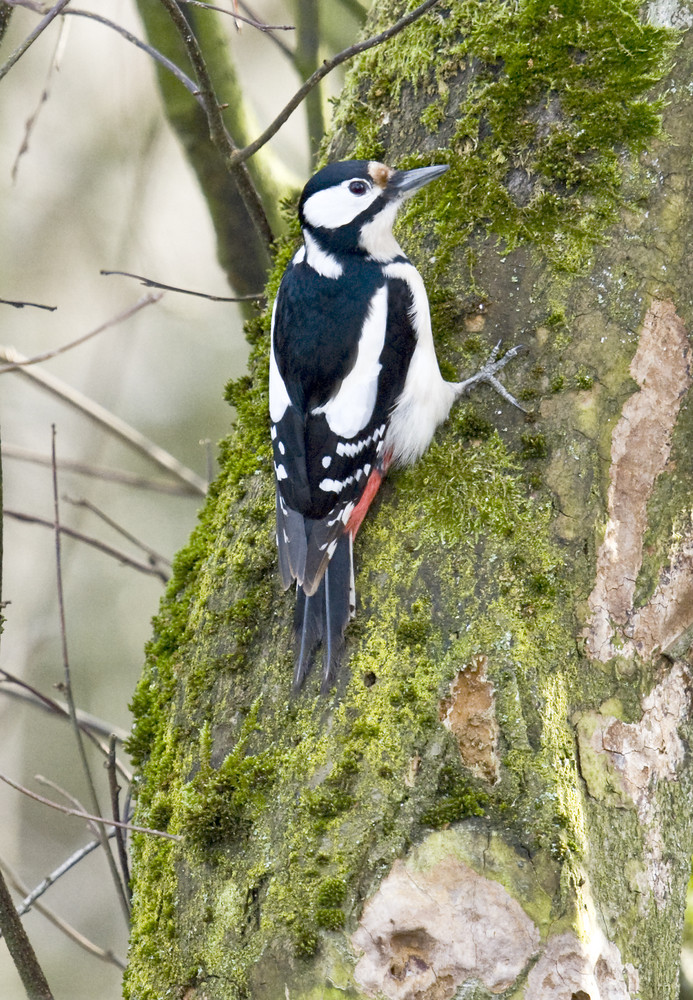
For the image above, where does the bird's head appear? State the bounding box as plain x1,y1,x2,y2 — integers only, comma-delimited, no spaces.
298,159,448,262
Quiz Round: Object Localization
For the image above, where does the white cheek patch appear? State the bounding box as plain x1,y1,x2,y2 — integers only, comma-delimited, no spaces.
302,182,380,230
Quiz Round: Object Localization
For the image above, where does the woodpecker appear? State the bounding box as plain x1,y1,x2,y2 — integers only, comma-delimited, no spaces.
270,159,522,693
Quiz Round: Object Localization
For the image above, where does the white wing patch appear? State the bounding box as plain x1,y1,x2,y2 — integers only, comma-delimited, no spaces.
311,284,388,438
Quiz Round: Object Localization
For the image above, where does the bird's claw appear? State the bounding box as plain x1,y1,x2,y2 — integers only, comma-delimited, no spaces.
455,341,526,412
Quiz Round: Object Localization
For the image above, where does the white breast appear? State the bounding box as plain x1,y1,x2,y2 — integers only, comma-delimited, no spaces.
383,261,457,466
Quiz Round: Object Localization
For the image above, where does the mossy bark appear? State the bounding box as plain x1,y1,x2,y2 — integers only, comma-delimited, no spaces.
125,3,693,999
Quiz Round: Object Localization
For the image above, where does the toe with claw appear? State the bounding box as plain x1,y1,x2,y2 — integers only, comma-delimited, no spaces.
453,341,526,412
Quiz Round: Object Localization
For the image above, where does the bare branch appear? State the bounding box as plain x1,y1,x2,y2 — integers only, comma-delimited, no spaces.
229,0,443,167
63,494,172,573
0,770,182,841
2,444,202,496
0,298,56,312
51,428,132,921
0,294,161,374
0,856,126,969
0,867,54,1000
4,508,171,582
178,0,294,32
108,736,132,900
0,347,208,496
0,668,131,773
294,0,324,165
0,668,130,748
0,0,70,83
2,841,102,920
11,15,68,180
157,0,274,249
101,268,263,302
237,0,294,58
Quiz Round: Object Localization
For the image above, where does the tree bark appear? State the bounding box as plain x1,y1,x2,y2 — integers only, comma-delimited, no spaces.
125,3,693,999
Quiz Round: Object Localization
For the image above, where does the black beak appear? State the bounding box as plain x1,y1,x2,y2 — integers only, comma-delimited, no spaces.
386,164,449,199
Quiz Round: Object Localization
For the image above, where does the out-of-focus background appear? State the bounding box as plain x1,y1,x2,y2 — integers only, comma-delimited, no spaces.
0,2,357,995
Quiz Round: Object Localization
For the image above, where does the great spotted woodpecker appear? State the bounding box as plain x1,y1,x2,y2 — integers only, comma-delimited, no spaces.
270,159,522,693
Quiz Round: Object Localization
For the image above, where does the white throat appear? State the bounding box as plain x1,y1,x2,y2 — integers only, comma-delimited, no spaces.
358,200,403,261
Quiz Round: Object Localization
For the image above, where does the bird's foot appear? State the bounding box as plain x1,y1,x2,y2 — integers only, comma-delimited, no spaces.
454,341,526,411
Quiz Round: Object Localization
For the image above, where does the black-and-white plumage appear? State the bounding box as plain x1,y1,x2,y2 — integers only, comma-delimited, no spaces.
270,160,521,693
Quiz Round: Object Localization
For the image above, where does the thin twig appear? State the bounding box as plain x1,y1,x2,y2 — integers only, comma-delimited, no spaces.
158,0,274,248
35,774,99,839
178,0,294,32
51,429,132,921
101,269,263,302
108,736,131,900
0,0,71,83
0,857,126,969
63,494,172,572
0,298,56,311
0,668,131,772
0,294,161,374
0,348,208,495
0,867,54,1000
11,15,69,181
3,1,200,97
2,444,201,496
229,0,443,167
0,689,129,754
2,840,100,919
0,771,182,841
4,508,171,582
238,0,293,58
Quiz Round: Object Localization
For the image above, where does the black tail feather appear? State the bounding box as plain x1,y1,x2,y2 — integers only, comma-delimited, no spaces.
292,535,353,694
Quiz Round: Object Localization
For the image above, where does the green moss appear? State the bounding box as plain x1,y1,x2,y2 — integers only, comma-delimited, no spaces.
314,908,345,931
315,877,347,908
421,764,488,828
574,367,595,390
183,705,277,848
332,0,674,272
520,432,549,460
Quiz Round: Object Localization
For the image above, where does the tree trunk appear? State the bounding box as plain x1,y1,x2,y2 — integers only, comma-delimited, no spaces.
124,2,693,998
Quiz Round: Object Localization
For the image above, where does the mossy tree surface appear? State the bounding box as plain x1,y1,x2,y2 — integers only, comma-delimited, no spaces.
125,3,693,999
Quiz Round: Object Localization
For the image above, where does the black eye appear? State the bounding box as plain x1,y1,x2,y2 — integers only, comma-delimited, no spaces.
348,180,369,196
